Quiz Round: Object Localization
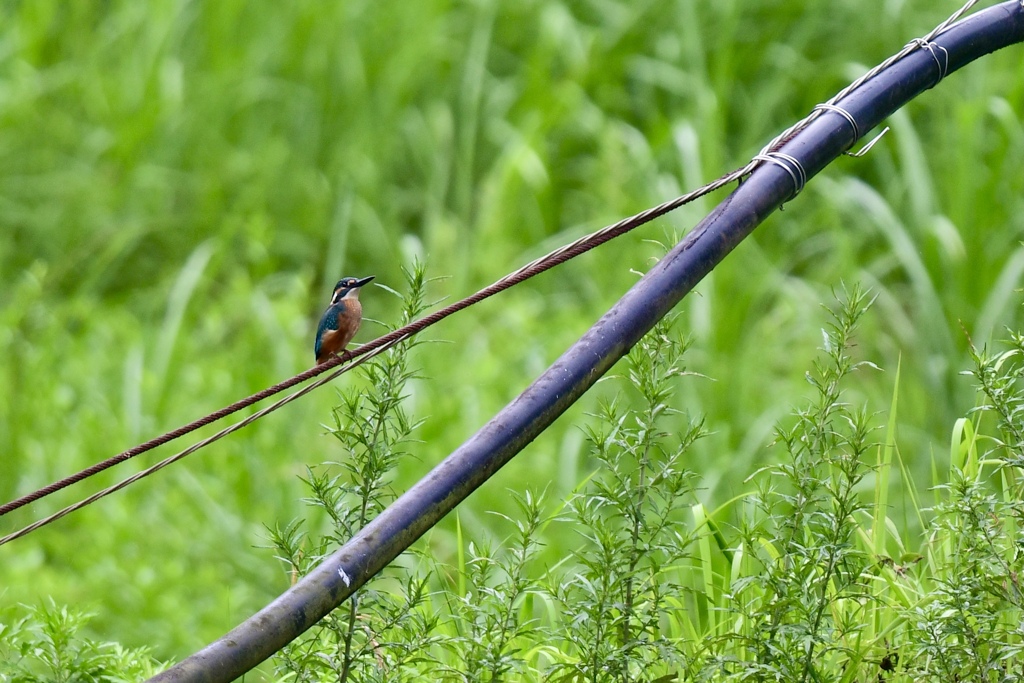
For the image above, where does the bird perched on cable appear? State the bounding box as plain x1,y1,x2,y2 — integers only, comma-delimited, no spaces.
314,275,374,365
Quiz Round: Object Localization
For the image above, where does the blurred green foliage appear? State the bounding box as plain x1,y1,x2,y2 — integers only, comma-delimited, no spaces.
0,0,1021,669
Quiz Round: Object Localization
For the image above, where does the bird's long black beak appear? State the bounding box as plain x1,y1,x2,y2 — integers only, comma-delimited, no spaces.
354,275,374,288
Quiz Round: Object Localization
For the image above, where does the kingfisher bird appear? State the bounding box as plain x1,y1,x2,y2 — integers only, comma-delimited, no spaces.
314,275,374,365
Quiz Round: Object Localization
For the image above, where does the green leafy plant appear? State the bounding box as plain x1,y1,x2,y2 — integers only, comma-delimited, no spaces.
0,601,161,682
547,317,705,682
435,490,548,681
902,333,1024,681
706,285,878,680
269,262,441,682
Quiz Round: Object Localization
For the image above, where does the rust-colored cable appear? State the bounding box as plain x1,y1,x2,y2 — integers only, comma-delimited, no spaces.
0,164,748,524
3,0,966,525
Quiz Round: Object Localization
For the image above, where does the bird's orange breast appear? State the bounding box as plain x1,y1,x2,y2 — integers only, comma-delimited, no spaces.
315,299,363,364
336,299,362,334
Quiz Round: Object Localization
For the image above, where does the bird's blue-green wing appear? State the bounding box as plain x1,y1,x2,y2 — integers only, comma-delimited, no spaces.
314,307,340,359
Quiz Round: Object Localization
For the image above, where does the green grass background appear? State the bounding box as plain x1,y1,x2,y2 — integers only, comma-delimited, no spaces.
0,0,1022,665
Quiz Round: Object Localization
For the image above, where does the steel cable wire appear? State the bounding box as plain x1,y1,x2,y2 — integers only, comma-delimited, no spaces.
0,0,984,545
0,163,744,543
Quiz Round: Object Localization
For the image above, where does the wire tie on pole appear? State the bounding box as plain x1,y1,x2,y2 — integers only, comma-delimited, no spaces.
813,103,861,140
753,151,806,200
846,126,890,158
907,38,949,88
813,103,889,158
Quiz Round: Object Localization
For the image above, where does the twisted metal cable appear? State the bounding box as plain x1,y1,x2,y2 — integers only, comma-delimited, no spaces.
0,164,743,534
0,347,387,546
0,0,982,541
